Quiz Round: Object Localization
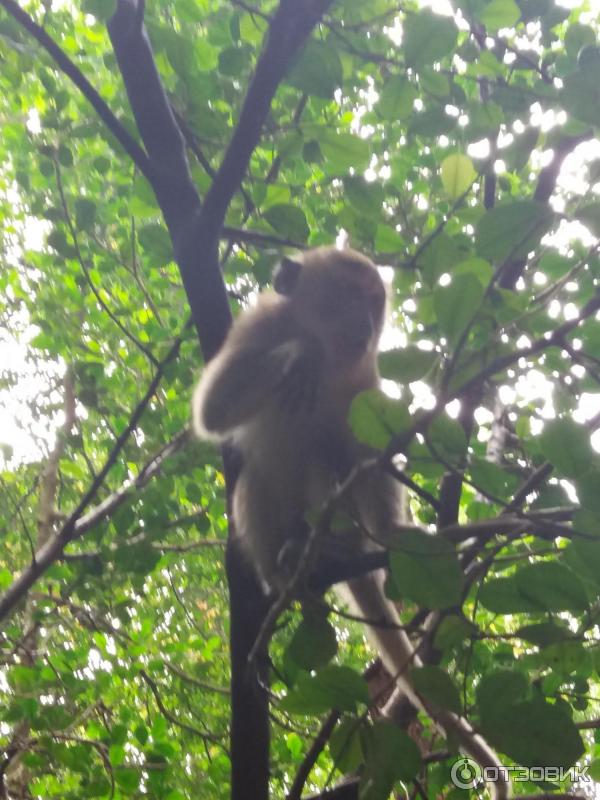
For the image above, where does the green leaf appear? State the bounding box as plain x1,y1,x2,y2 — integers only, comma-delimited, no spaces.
329,717,363,773
419,232,465,284
218,46,248,77
562,70,600,127
343,176,384,218
539,640,590,676
377,76,417,120
516,622,573,646
575,202,600,237
319,131,370,174
477,0,521,32
568,530,600,590
420,67,450,98
374,224,403,253
433,614,474,652
361,720,421,799
479,575,540,613
47,229,75,258
482,697,584,769
281,666,369,715
453,258,493,286
565,22,596,60
433,274,485,346
516,0,550,23
0,567,12,590
477,670,529,724
538,250,571,279
263,204,310,242
577,470,600,513
539,418,594,479
287,613,337,671
475,201,554,264
134,724,149,745
403,10,458,69
515,562,589,612
389,530,463,609
57,145,73,167
286,40,343,98
440,154,476,198
348,390,411,450
469,459,518,499
138,224,173,268
115,767,139,792
411,665,461,714
409,106,456,137
82,0,116,20
75,198,96,230
427,414,468,466
239,11,268,44
378,347,437,382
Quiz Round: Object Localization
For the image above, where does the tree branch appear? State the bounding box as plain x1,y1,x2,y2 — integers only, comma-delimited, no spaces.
198,0,333,234
286,711,340,800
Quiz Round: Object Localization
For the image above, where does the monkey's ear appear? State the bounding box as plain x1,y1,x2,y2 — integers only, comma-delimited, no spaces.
273,256,302,295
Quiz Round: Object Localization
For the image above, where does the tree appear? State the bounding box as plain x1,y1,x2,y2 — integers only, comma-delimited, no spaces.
0,0,599,797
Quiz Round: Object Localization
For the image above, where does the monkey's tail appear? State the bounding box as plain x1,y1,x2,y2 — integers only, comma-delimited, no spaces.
335,574,510,800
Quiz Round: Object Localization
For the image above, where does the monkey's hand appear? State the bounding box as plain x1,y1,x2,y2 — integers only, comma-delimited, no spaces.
273,338,323,416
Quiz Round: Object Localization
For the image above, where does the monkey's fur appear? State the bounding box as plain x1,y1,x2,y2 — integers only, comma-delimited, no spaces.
193,246,507,798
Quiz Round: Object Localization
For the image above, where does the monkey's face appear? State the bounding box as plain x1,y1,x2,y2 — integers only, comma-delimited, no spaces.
308,273,385,362
276,248,386,364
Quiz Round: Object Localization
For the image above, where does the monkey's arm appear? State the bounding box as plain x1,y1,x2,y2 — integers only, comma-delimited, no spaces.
193,337,321,438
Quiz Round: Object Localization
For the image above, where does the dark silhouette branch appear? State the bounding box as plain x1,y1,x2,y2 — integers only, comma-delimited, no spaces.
222,225,307,250
198,0,333,235
287,712,340,800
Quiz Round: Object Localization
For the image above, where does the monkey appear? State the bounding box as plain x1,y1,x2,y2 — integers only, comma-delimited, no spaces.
193,246,508,799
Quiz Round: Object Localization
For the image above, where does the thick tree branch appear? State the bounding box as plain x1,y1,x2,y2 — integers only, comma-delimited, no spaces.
199,0,333,234
107,1,199,231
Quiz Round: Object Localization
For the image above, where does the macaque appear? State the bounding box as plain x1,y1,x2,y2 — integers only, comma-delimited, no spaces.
193,246,507,799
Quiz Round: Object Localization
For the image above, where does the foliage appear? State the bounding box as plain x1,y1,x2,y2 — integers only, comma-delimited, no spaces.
0,0,599,798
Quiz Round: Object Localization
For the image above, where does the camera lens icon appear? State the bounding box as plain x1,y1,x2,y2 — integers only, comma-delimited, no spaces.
451,757,483,789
